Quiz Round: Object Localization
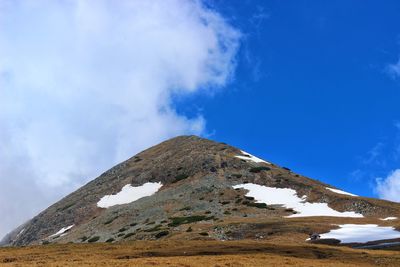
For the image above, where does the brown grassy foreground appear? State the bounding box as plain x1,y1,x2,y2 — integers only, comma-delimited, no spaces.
1,240,400,266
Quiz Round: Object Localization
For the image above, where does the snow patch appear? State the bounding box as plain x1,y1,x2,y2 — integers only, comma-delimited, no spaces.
326,187,358,197
49,225,74,238
233,183,363,218
319,224,400,243
235,150,271,164
380,217,398,221
16,229,25,239
97,182,163,208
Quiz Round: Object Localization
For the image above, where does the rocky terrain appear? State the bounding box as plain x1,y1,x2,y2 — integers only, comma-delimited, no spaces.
2,135,400,249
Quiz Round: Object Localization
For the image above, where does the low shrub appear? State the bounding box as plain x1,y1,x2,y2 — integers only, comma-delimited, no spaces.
58,202,75,212
285,208,297,213
174,174,189,183
244,202,268,209
123,232,135,239
144,224,162,232
249,166,271,173
133,157,142,162
87,236,100,243
104,217,117,225
168,215,215,227
155,231,169,239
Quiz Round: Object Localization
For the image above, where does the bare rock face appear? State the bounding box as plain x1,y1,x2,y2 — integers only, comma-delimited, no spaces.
2,135,400,246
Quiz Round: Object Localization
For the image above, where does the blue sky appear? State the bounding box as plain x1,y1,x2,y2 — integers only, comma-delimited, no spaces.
176,1,400,198
1,0,400,237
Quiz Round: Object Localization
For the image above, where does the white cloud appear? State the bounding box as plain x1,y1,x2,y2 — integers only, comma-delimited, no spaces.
0,0,240,238
375,169,400,202
387,59,400,79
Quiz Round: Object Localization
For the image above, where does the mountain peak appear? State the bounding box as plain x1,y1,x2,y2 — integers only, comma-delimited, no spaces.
3,136,400,247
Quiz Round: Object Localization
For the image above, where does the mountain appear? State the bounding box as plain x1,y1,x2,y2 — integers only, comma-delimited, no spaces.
2,135,400,247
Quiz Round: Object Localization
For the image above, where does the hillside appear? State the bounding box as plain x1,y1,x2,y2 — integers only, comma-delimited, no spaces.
2,135,400,249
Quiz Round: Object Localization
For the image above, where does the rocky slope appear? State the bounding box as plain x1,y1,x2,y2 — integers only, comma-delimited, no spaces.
2,135,400,247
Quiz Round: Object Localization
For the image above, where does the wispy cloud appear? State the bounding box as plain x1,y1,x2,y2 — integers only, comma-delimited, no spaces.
387,58,400,79
349,122,400,201
368,123,400,202
0,0,240,238
362,142,387,167
375,169,400,202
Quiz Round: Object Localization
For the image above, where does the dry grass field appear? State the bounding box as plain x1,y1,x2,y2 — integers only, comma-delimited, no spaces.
1,240,400,266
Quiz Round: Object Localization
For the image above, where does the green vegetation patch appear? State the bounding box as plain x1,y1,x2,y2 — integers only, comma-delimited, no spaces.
104,216,118,225
242,201,268,209
168,215,215,227
87,236,100,243
285,208,297,213
155,231,169,239
133,157,142,162
144,224,163,232
249,166,271,173
173,173,189,183
58,202,75,212
123,232,135,239
105,238,115,243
